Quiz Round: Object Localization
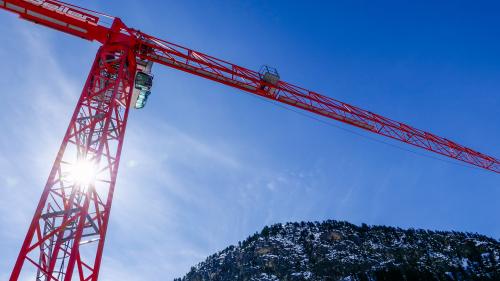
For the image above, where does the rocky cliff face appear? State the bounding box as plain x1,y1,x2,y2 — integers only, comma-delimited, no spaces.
176,220,500,281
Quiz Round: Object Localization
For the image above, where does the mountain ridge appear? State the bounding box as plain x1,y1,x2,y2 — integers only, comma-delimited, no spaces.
176,220,500,281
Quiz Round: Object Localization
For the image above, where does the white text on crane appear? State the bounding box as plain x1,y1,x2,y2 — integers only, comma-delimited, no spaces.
23,0,99,25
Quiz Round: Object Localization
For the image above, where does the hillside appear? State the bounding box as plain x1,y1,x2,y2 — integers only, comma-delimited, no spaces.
176,220,500,281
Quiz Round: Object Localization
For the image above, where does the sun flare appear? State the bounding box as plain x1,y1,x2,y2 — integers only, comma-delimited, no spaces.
69,160,98,186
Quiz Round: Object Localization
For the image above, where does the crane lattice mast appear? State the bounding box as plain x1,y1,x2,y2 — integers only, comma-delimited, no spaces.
0,1,498,281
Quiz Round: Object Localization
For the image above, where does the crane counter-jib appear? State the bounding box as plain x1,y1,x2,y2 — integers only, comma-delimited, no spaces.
0,0,112,42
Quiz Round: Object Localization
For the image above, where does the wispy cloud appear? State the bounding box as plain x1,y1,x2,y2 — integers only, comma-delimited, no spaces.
0,19,82,277
0,19,319,280
0,18,394,280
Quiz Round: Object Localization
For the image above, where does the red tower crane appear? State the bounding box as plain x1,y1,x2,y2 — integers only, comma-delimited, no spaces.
1,1,498,280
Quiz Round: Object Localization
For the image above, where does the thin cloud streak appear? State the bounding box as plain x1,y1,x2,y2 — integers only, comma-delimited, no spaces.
0,20,81,278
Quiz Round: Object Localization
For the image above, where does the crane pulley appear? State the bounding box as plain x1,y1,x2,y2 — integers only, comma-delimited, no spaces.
1,1,498,281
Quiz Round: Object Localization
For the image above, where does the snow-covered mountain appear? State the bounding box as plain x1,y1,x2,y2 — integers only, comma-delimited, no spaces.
176,220,500,281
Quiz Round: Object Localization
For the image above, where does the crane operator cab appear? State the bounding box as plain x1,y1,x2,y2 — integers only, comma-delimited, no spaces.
132,60,154,109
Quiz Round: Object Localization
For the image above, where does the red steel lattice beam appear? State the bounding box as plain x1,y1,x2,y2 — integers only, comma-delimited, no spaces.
10,42,137,281
134,33,499,173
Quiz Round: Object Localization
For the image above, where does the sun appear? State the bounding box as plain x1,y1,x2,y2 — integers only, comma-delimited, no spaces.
69,159,98,186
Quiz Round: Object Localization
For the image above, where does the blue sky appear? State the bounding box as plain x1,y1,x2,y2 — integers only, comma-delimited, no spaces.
0,0,499,280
